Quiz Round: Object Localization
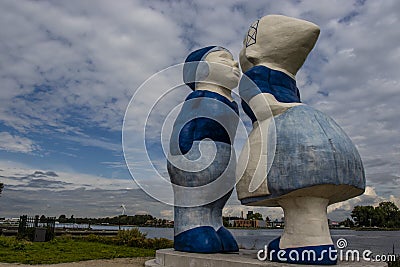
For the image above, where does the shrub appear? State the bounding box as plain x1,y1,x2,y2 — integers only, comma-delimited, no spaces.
116,228,147,247
16,227,35,241
0,237,14,248
71,228,173,250
115,229,173,249
0,236,29,251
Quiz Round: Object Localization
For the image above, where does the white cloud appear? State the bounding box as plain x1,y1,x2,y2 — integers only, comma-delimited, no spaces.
0,160,135,191
0,132,39,153
62,134,121,152
160,209,173,220
0,0,186,134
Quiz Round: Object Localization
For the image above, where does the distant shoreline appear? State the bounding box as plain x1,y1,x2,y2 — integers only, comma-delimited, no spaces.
2,225,400,237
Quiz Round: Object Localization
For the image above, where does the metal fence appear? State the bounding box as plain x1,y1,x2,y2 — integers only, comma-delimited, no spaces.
18,215,56,241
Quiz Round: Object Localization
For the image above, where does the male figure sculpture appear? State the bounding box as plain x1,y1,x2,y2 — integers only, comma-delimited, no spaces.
236,15,365,264
168,46,240,253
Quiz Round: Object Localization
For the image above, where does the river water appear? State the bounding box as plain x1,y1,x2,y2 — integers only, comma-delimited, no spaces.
79,225,399,255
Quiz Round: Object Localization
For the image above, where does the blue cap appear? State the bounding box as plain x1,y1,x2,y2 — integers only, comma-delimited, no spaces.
183,46,229,90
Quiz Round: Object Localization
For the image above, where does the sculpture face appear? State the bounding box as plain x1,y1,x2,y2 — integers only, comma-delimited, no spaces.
239,15,320,77
201,50,240,90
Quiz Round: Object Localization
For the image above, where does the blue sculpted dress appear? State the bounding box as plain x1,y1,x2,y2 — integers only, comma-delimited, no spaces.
238,65,365,205
168,90,239,253
237,66,366,264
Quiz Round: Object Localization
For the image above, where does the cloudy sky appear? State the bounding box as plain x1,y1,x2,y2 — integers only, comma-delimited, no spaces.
0,0,399,221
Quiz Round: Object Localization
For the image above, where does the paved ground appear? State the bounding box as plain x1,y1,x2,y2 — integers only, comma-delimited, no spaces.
0,258,153,267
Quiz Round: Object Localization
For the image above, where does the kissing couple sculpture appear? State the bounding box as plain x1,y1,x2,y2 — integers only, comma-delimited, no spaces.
167,14,365,265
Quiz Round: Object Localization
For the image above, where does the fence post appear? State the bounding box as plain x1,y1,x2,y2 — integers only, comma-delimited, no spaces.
18,215,27,233
34,215,39,227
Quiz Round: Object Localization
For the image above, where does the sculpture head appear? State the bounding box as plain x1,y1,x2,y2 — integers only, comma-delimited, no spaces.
183,46,240,91
240,15,320,78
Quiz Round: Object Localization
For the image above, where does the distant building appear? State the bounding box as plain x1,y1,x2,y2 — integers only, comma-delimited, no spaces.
145,219,173,227
233,219,265,228
267,220,284,228
329,220,340,228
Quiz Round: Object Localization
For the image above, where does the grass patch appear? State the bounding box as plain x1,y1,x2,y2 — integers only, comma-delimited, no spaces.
0,235,155,264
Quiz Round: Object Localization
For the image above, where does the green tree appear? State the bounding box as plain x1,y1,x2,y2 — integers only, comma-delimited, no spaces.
132,214,153,225
58,215,67,223
339,218,354,227
223,217,230,227
119,215,128,225
375,201,400,228
351,205,374,226
40,215,47,223
351,201,400,228
248,212,263,220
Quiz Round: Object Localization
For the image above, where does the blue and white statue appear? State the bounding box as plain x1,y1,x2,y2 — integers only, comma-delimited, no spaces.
168,46,240,253
236,15,366,265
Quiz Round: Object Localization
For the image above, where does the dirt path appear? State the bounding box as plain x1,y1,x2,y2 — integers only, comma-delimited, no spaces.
0,258,153,267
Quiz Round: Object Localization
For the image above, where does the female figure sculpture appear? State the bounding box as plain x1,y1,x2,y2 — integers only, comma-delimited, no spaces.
236,15,365,265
